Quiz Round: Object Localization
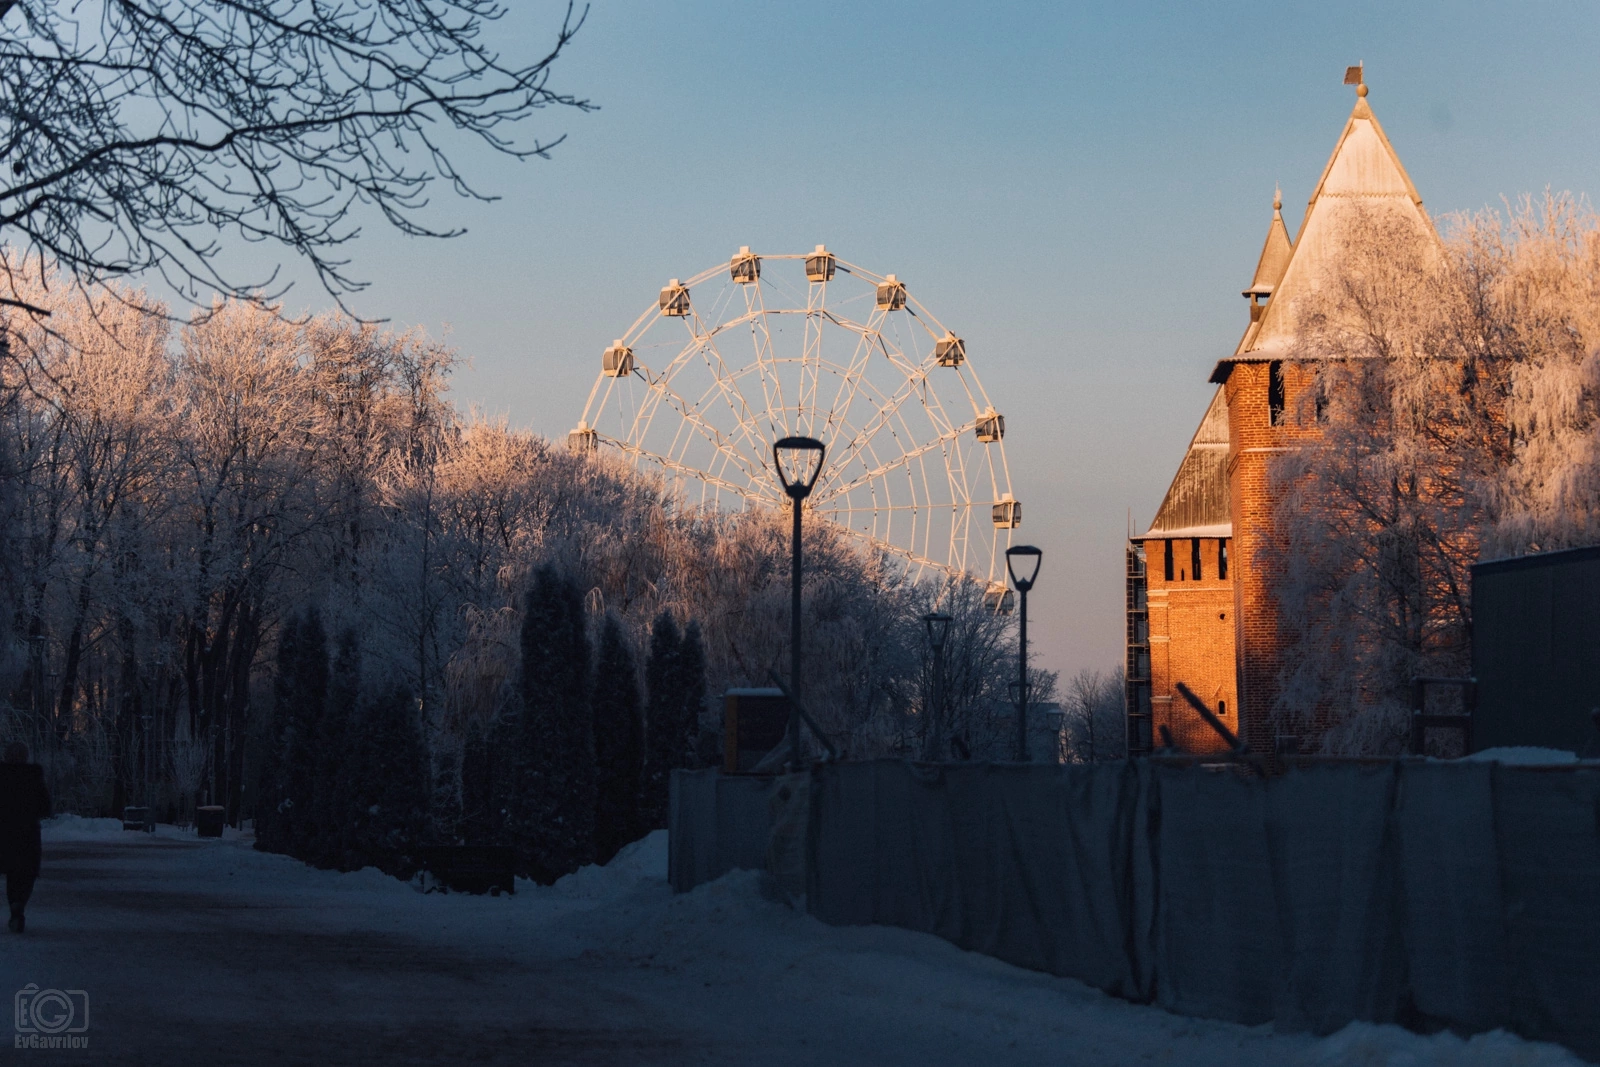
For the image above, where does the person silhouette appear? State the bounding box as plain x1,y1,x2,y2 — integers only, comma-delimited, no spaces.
0,741,51,933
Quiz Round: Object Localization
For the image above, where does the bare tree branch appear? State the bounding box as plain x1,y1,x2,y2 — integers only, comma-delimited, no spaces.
0,0,592,318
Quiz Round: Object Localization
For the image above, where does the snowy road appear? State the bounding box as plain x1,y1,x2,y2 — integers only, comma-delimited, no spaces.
0,819,1586,1066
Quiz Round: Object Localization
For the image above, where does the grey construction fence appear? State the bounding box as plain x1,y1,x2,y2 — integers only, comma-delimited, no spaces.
669,760,1600,1060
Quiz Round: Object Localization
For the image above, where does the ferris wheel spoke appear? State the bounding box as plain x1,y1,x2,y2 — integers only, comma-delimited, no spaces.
602,435,773,505
818,424,966,503
802,284,830,439
816,502,959,515
634,370,767,486
687,309,770,447
680,313,762,437
829,522,964,582
816,315,886,447
821,361,947,491
649,310,766,456
744,284,791,440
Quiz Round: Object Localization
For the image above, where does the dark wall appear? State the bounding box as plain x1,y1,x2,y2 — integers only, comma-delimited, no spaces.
1473,546,1600,754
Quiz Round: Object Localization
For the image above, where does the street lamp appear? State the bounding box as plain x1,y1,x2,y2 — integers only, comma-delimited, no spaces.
774,435,826,770
922,611,953,760
1006,544,1043,761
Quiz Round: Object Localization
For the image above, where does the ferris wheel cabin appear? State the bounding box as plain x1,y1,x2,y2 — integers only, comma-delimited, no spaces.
976,409,1005,443
992,493,1021,528
568,423,598,454
875,274,907,311
935,333,965,367
659,279,690,317
985,583,1016,614
730,247,761,284
602,341,634,377
805,245,836,282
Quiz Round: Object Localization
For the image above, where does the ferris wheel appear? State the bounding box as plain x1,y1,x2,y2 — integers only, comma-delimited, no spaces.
569,246,1019,592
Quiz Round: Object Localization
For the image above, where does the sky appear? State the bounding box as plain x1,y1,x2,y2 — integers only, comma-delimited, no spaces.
259,0,1600,682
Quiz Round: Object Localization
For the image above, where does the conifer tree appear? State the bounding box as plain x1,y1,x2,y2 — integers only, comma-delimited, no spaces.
307,628,360,868
288,610,330,858
642,614,710,830
591,614,644,865
257,607,328,858
642,612,694,831
516,564,595,883
459,717,494,844
352,681,428,874
254,611,299,854
679,620,708,766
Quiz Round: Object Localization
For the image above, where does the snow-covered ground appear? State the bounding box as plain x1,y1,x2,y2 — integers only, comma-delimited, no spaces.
0,817,1587,1066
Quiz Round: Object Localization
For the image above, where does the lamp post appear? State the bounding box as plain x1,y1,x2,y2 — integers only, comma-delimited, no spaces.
922,612,953,761
1006,545,1043,761
773,436,826,770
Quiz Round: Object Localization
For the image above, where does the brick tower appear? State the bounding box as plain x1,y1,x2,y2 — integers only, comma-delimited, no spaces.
1129,72,1440,755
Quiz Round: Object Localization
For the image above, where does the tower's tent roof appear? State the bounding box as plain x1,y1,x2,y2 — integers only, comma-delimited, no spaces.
1138,387,1231,540
1212,86,1440,381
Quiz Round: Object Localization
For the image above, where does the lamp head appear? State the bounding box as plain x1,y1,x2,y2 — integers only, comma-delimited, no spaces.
923,611,953,651
1006,544,1043,592
773,436,826,500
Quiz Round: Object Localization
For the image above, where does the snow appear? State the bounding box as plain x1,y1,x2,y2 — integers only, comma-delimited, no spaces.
5,823,1590,1065
1465,746,1581,765
37,814,126,840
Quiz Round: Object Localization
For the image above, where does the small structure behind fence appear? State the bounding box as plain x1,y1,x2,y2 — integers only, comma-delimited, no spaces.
1473,545,1600,754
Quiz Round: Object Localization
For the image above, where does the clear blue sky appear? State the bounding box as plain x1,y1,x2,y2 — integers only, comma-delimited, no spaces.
276,1,1600,681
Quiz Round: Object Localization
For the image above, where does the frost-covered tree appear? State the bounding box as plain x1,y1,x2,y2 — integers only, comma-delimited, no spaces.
1271,194,1600,752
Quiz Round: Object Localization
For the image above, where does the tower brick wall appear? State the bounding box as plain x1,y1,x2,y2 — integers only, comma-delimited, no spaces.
1224,361,1323,753
1142,536,1237,753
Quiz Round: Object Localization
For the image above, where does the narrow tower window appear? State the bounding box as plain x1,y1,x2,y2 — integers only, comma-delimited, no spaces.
1268,361,1286,426
1163,539,1174,582
1218,539,1229,580
1191,539,1203,581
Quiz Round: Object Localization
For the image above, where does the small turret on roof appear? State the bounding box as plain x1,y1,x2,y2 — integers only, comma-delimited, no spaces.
1211,72,1440,383
1235,189,1294,353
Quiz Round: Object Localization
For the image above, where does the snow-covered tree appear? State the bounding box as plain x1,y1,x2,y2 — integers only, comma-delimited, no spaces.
1270,194,1600,752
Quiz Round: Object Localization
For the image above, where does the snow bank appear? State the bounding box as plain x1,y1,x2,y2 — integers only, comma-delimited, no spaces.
41,814,125,840
1465,746,1580,765
1304,1021,1588,1065
545,829,668,899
